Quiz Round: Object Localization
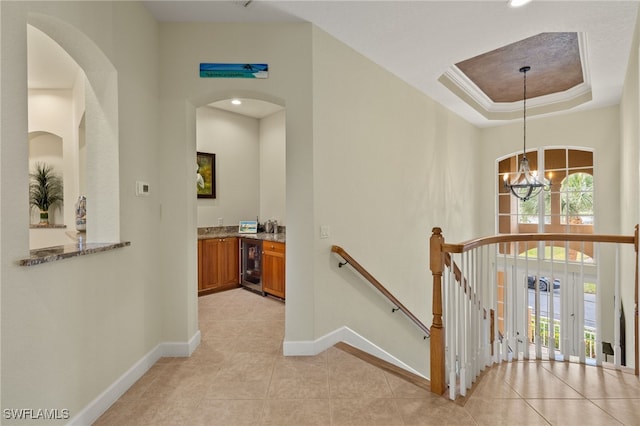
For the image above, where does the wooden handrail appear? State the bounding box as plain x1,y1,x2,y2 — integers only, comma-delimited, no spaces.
443,232,636,254
331,245,430,338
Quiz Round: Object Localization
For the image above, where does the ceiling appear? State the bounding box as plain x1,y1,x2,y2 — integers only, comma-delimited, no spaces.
28,1,640,127
208,98,284,119
449,31,589,120
455,33,584,104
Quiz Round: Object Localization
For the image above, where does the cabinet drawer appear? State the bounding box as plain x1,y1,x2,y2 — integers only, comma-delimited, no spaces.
263,241,285,254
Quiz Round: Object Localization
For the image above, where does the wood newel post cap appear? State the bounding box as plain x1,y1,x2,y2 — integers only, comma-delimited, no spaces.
430,228,444,273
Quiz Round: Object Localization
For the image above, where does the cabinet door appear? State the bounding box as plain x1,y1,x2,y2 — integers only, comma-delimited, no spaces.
200,238,222,291
198,240,203,290
219,237,239,286
263,242,285,299
199,237,240,293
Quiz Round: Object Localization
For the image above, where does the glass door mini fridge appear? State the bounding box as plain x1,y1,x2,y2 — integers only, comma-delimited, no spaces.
240,238,263,295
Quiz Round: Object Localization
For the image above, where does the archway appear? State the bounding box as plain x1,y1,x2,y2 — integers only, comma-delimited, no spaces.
192,94,286,302
28,13,120,243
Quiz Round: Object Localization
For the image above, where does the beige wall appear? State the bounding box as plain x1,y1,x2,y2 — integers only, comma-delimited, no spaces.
310,27,480,375
195,106,286,228
1,1,162,423
260,110,286,225
619,6,640,369
196,106,261,227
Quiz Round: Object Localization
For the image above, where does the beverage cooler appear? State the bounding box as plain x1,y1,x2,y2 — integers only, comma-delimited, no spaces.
240,238,263,295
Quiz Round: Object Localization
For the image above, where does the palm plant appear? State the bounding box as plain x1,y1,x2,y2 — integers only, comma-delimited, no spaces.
29,162,64,224
561,172,593,223
518,190,550,223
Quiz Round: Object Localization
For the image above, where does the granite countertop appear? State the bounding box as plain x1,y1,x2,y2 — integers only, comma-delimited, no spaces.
198,226,286,243
18,241,131,266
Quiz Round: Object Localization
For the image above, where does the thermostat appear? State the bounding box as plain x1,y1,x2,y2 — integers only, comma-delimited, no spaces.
136,181,150,197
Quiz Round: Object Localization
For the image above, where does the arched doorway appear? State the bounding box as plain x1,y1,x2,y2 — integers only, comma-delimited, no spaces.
194,96,286,300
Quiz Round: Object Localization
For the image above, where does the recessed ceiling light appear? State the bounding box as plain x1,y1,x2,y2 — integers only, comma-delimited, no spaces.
231,99,242,105
509,0,532,7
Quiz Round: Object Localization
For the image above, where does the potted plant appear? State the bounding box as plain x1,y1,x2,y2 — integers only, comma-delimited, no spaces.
29,162,63,225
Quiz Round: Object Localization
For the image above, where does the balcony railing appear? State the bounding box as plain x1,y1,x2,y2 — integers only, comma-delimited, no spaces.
429,226,638,399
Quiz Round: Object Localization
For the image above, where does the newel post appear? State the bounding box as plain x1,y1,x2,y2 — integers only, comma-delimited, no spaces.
430,227,446,394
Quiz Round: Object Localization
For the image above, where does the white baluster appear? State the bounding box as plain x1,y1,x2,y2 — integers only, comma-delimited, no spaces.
548,241,556,361
562,241,570,361
614,244,622,368
448,261,457,400
459,253,467,396
578,241,586,363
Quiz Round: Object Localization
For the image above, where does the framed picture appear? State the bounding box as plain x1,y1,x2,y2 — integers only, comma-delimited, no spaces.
239,220,258,234
196,152,216,198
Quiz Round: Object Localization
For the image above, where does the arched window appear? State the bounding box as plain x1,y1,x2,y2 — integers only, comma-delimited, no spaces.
498,148,594,261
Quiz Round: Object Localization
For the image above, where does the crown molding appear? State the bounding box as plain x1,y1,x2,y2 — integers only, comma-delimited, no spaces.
439,32,592,121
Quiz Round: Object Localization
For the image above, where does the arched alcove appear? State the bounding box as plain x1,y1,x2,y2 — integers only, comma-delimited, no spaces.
27,13,120,243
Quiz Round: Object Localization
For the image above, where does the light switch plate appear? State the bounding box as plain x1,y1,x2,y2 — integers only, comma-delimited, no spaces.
136,181,150,197
320,225,330,239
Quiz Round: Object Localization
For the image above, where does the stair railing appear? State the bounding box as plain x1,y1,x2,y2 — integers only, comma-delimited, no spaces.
430,226,639,400
331,245,430,339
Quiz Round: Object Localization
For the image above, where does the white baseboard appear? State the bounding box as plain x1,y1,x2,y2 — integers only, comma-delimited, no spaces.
71,327,422,425
283,326,425,378
67,330,201,426
162,329,202,357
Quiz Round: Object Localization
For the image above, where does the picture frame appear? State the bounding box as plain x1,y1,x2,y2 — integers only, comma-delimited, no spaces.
196,152,216,198
239,220,258,234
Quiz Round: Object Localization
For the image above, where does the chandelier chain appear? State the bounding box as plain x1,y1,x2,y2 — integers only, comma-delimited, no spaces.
504,65,548,202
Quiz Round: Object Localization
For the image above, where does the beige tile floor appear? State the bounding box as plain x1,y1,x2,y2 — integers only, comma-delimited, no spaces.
95,288,640,425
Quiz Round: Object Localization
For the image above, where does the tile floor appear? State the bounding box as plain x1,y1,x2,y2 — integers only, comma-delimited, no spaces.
95,288,640,425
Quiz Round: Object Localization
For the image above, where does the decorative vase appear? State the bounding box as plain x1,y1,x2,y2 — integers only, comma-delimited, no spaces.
39,210,49,225
75,196,86,231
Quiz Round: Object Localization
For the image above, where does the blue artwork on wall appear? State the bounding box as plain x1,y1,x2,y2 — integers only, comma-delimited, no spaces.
200,63,268,79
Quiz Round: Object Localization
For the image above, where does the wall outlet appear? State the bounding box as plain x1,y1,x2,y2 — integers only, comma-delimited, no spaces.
217,218,223,226
320,225,330,239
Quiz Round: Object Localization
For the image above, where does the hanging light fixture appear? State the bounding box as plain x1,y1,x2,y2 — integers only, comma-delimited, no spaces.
504,66,549,201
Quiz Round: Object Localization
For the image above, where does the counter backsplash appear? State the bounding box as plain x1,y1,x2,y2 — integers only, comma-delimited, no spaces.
198,225,286,237
198,225,240,236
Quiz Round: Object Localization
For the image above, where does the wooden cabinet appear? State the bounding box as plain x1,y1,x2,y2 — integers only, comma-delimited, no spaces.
262,241,285,299
198,237,239,295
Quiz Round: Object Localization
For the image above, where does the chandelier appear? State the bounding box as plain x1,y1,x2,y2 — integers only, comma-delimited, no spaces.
504,66,549,201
